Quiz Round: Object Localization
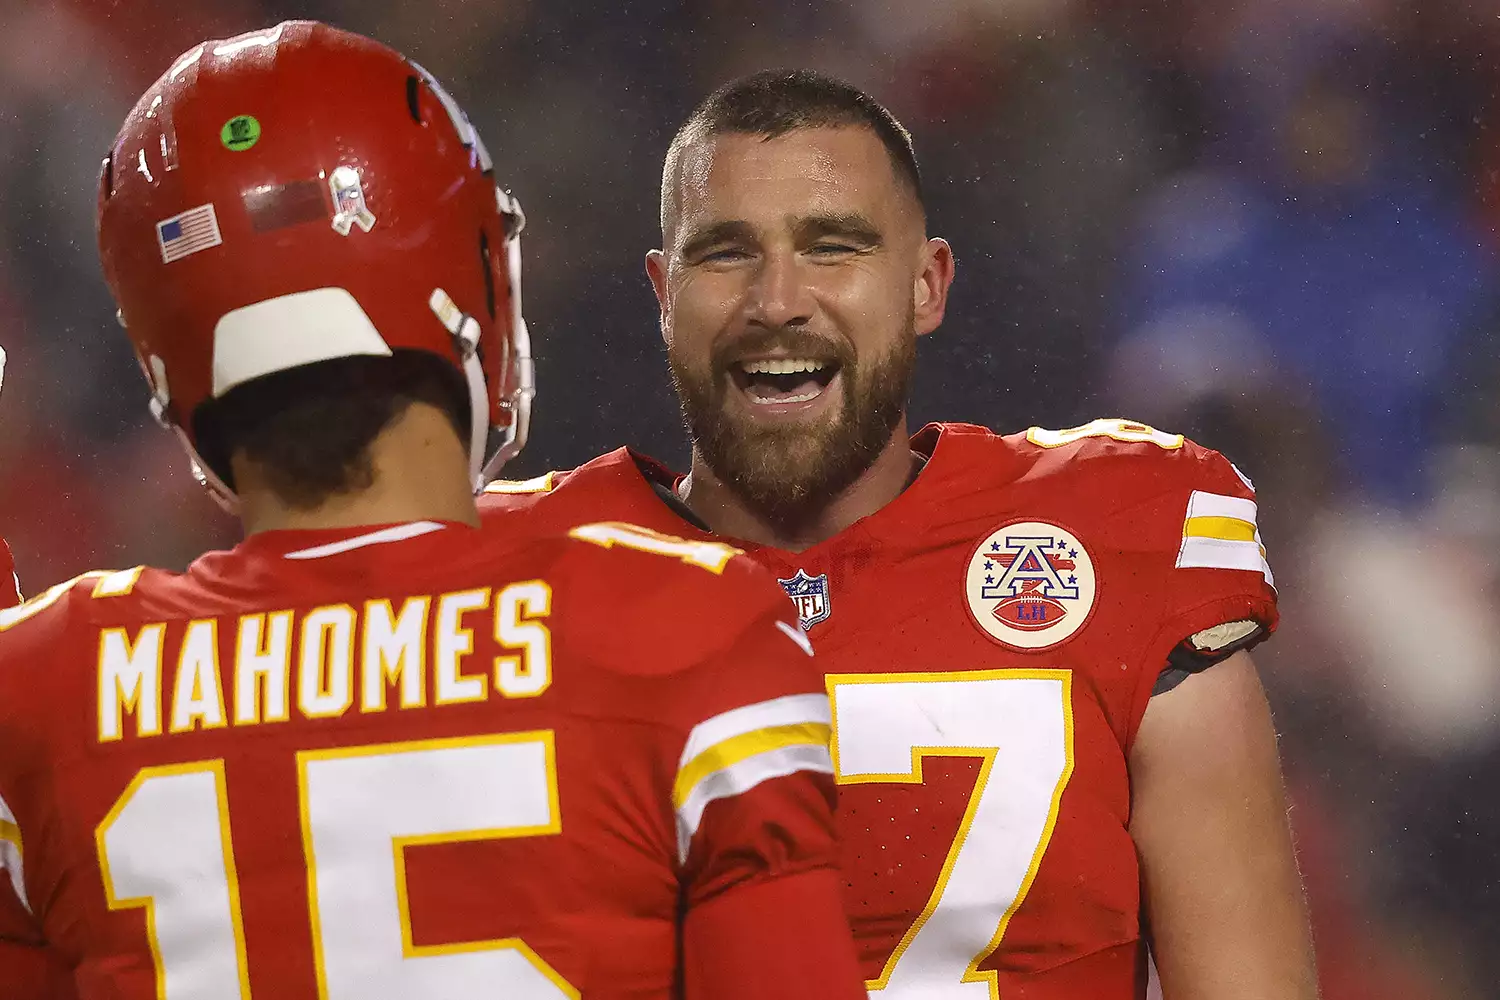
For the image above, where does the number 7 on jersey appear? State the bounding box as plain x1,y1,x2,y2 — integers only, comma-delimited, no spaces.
827,670,1074,998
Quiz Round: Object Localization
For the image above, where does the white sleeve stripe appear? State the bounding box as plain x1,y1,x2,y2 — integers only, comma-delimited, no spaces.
1255,529,1276,589
1184,489,1258,524
0,840,25,914
675,742,833,863
1179,490,1274,587
679,693,830,771
1177,535,1263,570
0,793,29,914
1176,536,1275,587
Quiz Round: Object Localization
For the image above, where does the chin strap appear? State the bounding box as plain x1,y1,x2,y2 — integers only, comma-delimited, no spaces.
150,395,240,515
429,281,528,494
128,326,242,515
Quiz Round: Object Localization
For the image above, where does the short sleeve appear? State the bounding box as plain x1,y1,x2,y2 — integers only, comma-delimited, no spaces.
549,528,841,903
656,579,839,906
1158,448,1278,650
1138,448,1278,704
0,790,70,1000
667,602,862,999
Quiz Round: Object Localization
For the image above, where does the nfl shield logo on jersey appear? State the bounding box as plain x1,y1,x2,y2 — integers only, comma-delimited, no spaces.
777,569,832,630
964,520,1098,650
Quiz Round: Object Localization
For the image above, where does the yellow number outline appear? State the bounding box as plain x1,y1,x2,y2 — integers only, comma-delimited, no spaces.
827,669,1075,997
297,731,577,999
93,736,578,999
0,567,142,632
96,760,254,1000
567,522,742,575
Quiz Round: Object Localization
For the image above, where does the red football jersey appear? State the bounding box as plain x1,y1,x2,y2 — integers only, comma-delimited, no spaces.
479,419,1280,1000
0,537,75,999
0,518,865,999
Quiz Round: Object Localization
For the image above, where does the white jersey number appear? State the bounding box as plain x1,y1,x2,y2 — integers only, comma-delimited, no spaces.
96,734,576,999
827,671,1073,998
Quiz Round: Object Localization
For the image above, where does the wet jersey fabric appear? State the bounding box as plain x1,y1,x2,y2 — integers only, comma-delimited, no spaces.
0,537,73,997
0,517,863,999
479,420,1279,998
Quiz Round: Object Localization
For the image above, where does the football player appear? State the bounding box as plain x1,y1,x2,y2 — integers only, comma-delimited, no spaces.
0,30,865,1000
479,71,1321,999
0,352,72,997
2,351,86,1000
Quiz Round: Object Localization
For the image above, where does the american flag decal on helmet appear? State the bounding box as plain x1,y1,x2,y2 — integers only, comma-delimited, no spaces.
156,203,223,263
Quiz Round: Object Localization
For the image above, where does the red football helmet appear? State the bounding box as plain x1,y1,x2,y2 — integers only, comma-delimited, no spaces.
96,21,532,509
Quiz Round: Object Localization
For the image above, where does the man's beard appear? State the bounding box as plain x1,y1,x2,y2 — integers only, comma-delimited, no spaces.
669,321,915,535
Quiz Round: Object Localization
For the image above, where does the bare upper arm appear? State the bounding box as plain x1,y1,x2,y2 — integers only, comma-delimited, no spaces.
1129,651,1319,1000
1131,650,1285,800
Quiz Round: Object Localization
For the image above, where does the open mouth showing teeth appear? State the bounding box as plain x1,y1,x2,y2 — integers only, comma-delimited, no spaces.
731,358,840,405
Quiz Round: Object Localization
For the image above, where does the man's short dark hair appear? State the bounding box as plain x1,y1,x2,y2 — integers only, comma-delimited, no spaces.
661,69,923,236
193,351,469,510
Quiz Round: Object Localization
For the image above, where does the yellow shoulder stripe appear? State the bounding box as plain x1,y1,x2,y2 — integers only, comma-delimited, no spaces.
672,722,832,809
0,819,20,854
1183,515,1256,543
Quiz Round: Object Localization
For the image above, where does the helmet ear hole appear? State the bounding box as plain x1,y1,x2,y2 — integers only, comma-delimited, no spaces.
405,75,422,124
479,231,496,320
99,155,114,202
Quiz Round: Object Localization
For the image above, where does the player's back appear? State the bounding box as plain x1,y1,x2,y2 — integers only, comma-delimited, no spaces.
0,518,848,999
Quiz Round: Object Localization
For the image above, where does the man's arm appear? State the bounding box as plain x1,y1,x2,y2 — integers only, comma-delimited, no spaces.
0,877,75,999
1130,650,1319,1000
0,941,75,999
683,795,865,1000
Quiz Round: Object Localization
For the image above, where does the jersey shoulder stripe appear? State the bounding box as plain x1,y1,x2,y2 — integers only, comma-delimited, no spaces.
1176,490,1274,587
674,692,833,862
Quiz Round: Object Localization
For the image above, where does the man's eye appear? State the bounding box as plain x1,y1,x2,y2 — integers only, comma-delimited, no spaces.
701,248,750,263
809,242,858,256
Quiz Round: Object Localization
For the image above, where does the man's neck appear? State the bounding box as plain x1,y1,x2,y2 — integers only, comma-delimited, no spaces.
237,402,482,535
679,421,918,552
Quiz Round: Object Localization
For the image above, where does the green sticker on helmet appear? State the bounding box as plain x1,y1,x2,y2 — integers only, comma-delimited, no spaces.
220,115,261,151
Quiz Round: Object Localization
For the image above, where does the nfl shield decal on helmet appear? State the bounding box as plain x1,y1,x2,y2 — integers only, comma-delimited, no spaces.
964,521,1098,650
778,569,832,630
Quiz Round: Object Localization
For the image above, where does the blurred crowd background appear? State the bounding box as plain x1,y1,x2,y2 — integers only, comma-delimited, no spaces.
3,0,1498,996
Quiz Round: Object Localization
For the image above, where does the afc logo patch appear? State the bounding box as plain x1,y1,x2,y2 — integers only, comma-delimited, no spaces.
964,520,1098,650
777,569,831,631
